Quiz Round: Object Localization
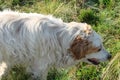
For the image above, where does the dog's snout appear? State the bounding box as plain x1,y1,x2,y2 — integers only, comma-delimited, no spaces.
107,54,112,60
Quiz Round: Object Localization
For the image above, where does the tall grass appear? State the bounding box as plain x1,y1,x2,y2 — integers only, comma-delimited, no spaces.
102,53,120,80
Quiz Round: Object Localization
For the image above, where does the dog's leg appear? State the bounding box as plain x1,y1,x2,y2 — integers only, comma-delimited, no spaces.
26,59,49,80
0,62,7,80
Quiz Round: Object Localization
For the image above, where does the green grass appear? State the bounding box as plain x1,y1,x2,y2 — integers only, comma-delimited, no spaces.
0,0,120,80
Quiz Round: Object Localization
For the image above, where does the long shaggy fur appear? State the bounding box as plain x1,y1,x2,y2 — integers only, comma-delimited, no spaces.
0,10,111,80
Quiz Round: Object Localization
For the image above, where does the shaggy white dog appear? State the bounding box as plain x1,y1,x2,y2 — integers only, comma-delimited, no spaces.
0,10,111,80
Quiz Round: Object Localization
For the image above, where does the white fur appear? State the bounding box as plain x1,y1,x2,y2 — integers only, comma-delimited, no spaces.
0,10,110,80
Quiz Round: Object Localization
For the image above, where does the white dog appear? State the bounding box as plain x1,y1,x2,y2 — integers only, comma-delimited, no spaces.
0,10,111,80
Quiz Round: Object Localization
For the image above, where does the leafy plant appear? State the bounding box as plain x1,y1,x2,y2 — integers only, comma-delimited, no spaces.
78,9,99,25
12,0,35,6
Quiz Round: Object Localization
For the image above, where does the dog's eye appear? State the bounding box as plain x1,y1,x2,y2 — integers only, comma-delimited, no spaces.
98,48,101,51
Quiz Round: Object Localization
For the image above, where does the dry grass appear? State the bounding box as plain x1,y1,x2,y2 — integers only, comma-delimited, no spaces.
102,52,120,80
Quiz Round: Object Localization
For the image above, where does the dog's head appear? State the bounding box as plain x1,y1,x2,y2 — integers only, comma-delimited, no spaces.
68,22,111,65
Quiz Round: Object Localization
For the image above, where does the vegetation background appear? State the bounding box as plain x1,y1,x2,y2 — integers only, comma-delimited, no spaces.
0,0,120,80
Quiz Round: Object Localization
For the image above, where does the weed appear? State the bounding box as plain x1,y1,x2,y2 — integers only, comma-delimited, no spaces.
78,9,99,25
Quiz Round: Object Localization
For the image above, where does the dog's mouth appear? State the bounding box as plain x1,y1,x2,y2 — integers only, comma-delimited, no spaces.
87,58,100,65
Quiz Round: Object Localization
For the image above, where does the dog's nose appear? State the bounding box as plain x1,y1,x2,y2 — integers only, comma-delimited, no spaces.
107,54,112,60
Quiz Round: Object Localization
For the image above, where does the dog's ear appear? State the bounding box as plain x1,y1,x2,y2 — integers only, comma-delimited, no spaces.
68,36,90,59
69,35,99,60
67,23,99,60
